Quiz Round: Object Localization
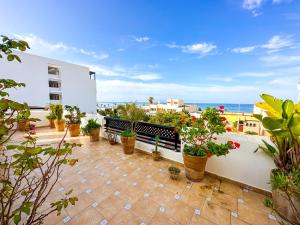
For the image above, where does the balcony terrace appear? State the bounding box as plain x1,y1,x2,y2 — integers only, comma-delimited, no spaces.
19,127,282,225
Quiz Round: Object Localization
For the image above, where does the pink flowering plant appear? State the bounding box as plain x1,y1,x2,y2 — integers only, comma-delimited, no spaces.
177,106,240,158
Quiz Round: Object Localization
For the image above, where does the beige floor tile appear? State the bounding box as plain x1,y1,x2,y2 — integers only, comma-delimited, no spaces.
88,183,115,203
231,217,251,225
66,192,93,217
202,202,231,225
95,194,125,220
220,181,243,198
211,190,238,211
242,190,271,213
165,200,194,225
149,186,176,206
238,202,269,225
164,176,188,194
190,215,217,225
149,212,177,225
190,182,214,198
181,188,207,209
131,197,160,223
109,208,142,225
68,206,104,225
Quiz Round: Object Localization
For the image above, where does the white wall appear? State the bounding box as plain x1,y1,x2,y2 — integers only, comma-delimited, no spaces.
0,52,97,113
97,115,275,192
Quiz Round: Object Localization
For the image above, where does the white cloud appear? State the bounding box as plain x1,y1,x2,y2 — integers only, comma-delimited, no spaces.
13,33,109,61
132,74,162,81
260,55,300,66
238,72,275,77
134,36,150,42
243,0,264,10
166,42,217,55
206,76,234,82
96,79,257,102
231,35,294,54
232,46,257,53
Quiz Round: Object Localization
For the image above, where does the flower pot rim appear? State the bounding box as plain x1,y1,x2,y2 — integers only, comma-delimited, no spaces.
183,153,208,159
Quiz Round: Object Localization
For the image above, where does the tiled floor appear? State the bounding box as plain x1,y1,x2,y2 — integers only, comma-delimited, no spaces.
20,128,285,225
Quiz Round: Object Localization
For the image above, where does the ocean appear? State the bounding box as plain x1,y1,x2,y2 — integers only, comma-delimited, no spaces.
98,102,254,114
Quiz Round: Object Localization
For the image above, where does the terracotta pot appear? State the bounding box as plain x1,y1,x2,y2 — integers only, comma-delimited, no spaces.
152,151,161,161
89,128,100,142
54,119,65,132
272,187,300,225
49,119,55,128
120,135,136,154
183,153,208,181
169,172,180,180
69,124,81,137
17,120,29,131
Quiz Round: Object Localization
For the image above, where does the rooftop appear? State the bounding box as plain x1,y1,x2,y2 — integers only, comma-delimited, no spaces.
25,128,281,225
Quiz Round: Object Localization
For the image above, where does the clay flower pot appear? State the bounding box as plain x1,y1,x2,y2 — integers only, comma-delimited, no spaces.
89,128,100,142
69,124,81,137
17,120,29,131
49,119,55,128
54,119,65,132
152,151,161,161
183,153,208,181
120,135,136,154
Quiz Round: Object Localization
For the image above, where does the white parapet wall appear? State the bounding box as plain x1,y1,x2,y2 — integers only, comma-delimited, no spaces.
90,115,275,192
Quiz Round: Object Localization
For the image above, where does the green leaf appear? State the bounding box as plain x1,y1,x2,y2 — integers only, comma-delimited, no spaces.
260,94,283,115
262,117,283,131
282,100,294,119
13,214,21,224
7,54,14,61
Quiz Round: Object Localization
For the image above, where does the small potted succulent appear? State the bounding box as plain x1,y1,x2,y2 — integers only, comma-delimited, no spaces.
82,119,101,142
168,166,180,180
46,104,56,128
177,106,240,181
152,135,161,161
17,105,30,131
53,104,65,132
65,105,85,137
107,132,117,145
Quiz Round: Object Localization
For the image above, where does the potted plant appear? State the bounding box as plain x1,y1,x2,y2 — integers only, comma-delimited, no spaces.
82,119,101,142
254,94,300,225
64,105,85,137
17,105,30,131
152,135,161,161
46,104,56,128
168,166,180,180
118,103,147,154
107,132,117,145
177,106,240,181
53,104,65,132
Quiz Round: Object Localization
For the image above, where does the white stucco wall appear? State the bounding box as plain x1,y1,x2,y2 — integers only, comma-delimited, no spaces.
95,115,275,192
0,52,97,113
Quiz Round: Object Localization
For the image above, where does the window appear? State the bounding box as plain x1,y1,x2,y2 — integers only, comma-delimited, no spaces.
48,66,60,75
49,80,60,88
50,93,61,100
89,71,96,80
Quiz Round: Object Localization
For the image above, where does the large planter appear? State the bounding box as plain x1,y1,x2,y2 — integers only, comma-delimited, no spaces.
17,120,29,131
120,135,136,154
69,124,81,137
89,128,100,142
54,119,65,132
183,153,208,181
272,186,300,225
49,119,55,128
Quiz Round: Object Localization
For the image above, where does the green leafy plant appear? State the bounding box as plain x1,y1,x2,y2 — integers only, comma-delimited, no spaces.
46,104,56,120
16,104,30,122
168,166,180,174
177,106,240,158
53,104,63,120
149,111,191,127
82,119,101,135
254,94,300,224
98,107,120,118
118,103,148,136
148,96,154,104
64,105,85,124
0,35,79,225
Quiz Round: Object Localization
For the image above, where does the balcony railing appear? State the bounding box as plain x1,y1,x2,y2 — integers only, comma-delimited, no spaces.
104,117,181,152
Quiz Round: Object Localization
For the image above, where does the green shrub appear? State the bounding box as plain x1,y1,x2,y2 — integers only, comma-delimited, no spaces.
53,104,63,120
46,104,56,120
65,105,85,124
120,129,135,137
82,119,101,135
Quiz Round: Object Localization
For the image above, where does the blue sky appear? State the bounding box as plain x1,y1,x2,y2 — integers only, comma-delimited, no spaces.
1,0,300,103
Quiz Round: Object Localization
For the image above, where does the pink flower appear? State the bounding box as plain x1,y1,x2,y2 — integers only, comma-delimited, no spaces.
219,105,225,109
219,109,224,113
207,153,212,158
234,142,240,148
196,137,205,141
191,117,197,122
226,127,232,132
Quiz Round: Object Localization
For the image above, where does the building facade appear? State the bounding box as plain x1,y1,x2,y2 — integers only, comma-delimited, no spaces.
0,52,97,113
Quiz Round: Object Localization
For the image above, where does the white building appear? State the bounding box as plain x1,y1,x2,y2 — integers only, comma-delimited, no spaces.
0,52,97,113
143,99,198,115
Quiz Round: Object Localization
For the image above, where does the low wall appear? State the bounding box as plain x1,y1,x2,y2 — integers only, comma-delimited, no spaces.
90,115,275,192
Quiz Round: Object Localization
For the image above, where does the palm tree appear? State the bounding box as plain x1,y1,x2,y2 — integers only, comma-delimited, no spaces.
148,96,154,105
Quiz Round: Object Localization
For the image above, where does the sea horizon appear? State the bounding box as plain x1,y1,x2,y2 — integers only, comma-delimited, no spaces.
97,102,254,113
